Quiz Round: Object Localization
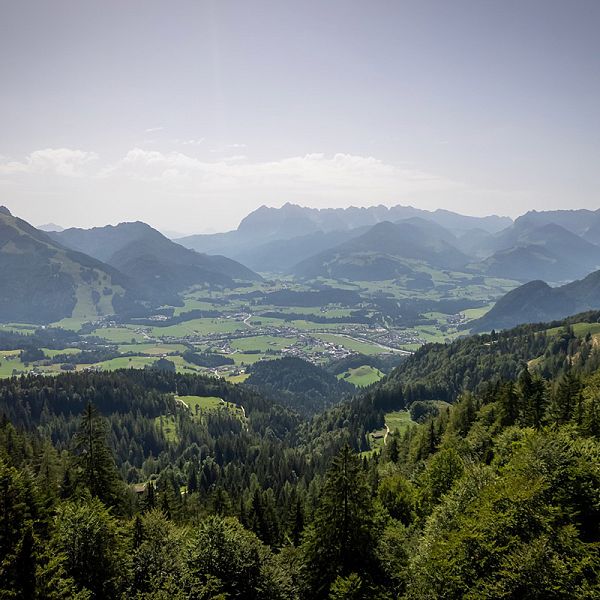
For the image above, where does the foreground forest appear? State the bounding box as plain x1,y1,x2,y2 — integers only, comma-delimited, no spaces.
2,313,600,598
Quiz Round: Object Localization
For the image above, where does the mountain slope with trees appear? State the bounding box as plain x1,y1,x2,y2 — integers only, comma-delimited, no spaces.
51,221,261,303
293,219,470,280
0,206,137,322
473,222,600,282
244,356,355,416
471,270,600,332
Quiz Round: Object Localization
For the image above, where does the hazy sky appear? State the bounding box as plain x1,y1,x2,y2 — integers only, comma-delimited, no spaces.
1,0,599,234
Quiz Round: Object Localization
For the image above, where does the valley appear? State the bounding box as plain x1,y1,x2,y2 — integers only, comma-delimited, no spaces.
0,272,513,383
3,5,600,596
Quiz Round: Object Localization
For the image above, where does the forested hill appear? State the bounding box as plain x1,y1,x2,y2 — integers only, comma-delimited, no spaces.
304,310,600,453
0,206,137,322
244,356,355,417
470,269,600,332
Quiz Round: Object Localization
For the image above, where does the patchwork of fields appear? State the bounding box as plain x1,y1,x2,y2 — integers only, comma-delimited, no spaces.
0,274,508,383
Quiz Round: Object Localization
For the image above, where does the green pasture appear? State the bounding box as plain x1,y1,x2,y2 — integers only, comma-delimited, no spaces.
117,343,188,355
338,365,384,387
89,327,148,343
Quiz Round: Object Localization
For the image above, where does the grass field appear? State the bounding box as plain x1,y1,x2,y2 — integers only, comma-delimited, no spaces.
90,327,148,343
414,325,458,344
367,410,416,452
386,410,415,435
154,415,178,443
150,318,245,338
117,343,188,355
0,354,26,377
51,317,92,331
176,395,244,420
178,395,223,412
224,372,250,384
230,335,292,352
172,297,222,316
228,352,269,366
546,322,600,338
42,348,82,358
338,365,384,387
92,356,158,371
399,343,423,351
462,303,494,320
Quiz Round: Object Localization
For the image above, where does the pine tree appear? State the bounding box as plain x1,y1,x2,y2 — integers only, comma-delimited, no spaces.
517,366,534,419
386,434,400,463
144,481,156,511
187,465,198,494
549,370,582,425
301,445,381,599
498,381,519,426
527,374,548,429
290,496,304,547
73,403,123,508
0,459,37,599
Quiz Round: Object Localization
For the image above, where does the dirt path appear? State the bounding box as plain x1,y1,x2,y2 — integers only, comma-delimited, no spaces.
174,396,189,410
383,423,390,445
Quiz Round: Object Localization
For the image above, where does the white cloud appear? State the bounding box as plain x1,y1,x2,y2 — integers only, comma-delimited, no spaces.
0,148,98,177
101,148,461,196
145,127,164,133
1,145,481,232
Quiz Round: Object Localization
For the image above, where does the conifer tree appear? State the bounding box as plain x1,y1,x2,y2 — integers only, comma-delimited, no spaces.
549,370,582,425
289,496,304,547
73,403,123,509
498,381,519,426
301,445,381,599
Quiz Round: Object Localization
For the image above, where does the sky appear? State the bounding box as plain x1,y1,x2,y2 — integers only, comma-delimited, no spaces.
0,0,599,234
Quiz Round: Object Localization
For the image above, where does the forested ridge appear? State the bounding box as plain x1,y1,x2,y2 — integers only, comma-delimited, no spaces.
1,312,600,598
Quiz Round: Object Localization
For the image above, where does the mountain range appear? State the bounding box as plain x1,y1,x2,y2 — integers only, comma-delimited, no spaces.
176,203,600,286
0,207,260,322
176,203,511,272
6,202,600,328
293,219,470,281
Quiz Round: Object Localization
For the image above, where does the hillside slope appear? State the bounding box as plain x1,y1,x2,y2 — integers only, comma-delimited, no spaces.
471,270,600,332
244,356,354,416
293,219,470,280
473,222,600,282
0,207,135,323
52,222,261,302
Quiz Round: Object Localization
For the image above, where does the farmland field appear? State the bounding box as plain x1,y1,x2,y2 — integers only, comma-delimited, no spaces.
0,274,514,381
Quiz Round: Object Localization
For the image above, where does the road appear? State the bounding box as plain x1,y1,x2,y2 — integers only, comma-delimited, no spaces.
334,333,412,355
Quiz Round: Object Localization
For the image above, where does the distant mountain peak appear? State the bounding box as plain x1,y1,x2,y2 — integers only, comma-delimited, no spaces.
37,222,64,232
0,206,12,216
